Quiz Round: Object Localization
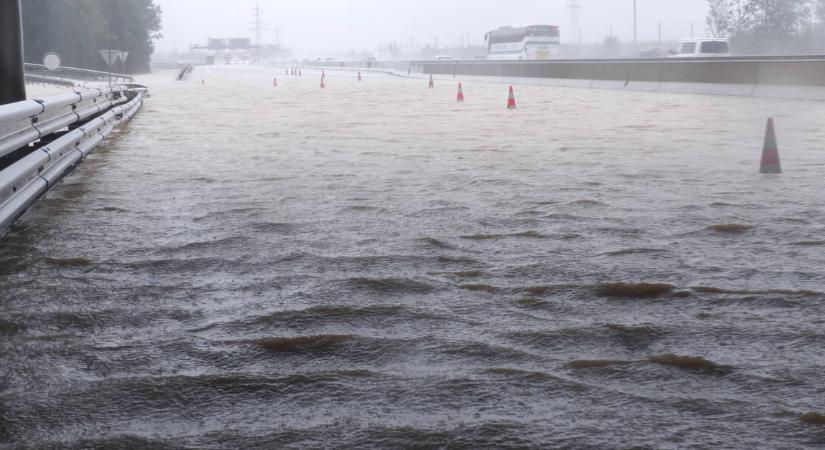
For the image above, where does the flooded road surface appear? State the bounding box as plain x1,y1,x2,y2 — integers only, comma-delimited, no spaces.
1,66,824,449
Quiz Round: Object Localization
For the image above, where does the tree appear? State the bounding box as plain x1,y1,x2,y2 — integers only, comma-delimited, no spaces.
707,0,735,37
817,0,825,24
741,0,811,38
21,0,162,73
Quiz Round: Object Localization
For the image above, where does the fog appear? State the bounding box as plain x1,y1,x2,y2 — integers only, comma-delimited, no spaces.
154,0,709,57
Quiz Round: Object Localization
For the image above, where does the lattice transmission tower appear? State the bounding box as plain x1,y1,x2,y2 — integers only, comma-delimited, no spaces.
567,0,582,44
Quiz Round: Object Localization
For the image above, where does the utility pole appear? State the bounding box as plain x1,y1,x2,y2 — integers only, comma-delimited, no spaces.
568,0,582,45
658,22,662,48
0,0,26,105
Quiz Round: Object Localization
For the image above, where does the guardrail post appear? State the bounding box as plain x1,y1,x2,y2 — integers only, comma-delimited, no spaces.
0,0,26,105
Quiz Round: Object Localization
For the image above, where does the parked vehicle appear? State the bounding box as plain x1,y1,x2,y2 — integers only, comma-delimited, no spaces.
670,38,732,57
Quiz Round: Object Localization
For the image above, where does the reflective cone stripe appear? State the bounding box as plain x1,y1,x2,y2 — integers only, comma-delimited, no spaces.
507,86,517,109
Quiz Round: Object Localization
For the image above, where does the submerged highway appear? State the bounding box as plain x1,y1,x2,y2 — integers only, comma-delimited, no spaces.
1,66,824,448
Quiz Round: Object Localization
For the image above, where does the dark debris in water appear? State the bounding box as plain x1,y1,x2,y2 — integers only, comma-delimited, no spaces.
800,412,825,425
649,354,732,374
707,224,753,233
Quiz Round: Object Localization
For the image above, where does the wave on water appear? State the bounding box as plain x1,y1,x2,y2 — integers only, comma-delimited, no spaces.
596,283,675,299
459,284,502,293
460,230,545,240
690,286,825,298
600,248,667,257
415,237,454,249
250,222,299,234
484,367,556,381
159,236,252,253
193,305,448,334
345,277,436,294
789,240,825,246
568,199,607,207
566,359,627,369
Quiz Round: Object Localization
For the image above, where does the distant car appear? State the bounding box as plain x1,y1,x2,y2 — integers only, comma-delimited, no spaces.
434,55,455,61
670,38,732,57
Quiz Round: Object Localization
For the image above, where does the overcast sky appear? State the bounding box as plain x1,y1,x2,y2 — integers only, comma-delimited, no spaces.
154,0,709,56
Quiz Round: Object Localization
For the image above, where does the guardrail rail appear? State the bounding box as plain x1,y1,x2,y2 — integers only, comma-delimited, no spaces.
0,84,146,234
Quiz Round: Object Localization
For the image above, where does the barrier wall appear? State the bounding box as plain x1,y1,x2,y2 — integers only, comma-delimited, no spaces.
413,57,825,100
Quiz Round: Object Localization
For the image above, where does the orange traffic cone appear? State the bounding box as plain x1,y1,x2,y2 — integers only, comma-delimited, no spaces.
358,71,362,82
320,76,325,89
457,82,465,102
428,74,434,88
507,85,517,109
760,118,782,174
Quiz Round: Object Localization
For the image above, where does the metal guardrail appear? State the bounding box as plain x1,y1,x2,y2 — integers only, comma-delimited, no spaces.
0,85,146,234
24,63,134,84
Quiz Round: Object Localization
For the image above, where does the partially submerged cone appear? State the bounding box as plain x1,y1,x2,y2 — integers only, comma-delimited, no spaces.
760,118,782,174
456,82,465,102
428,74,434,88
320,76,325,89
507,85,517,109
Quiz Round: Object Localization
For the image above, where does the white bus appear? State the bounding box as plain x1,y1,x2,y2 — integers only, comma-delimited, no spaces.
485,25,561,60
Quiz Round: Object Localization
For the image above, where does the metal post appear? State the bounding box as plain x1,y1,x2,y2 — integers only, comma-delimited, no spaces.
0,0,26,105
633,0,637,45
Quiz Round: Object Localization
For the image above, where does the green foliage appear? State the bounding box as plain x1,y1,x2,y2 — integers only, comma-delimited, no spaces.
21,0,162,73
707,0,735,37
706,0,820,54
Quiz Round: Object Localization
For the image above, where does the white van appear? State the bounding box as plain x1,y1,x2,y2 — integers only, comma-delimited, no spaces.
671,39,732,57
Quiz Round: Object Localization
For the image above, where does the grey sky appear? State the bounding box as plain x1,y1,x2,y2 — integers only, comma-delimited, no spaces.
154,0,709,56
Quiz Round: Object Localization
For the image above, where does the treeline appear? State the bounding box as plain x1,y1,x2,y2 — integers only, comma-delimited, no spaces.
707,0,825,54
22,0,162,73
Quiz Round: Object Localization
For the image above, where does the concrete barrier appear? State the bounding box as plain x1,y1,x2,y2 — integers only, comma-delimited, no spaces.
405,56,825,100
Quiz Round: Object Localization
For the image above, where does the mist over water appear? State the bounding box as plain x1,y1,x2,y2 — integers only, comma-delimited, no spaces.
1,66,824,449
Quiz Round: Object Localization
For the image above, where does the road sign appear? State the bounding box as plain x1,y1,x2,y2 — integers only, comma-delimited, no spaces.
99,49,125,66
43,53,61,70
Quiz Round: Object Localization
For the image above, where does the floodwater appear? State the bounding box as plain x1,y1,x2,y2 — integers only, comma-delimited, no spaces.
1,66,824,449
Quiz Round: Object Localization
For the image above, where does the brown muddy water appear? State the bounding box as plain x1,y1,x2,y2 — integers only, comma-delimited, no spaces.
1,66,824,449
